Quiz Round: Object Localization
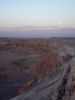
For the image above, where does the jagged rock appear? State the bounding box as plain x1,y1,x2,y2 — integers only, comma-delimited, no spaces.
34,52,63,79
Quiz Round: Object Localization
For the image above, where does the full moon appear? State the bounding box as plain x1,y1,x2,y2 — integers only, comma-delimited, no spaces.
58,21,62,24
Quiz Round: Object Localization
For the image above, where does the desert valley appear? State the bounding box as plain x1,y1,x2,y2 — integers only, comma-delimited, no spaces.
0,38,75,100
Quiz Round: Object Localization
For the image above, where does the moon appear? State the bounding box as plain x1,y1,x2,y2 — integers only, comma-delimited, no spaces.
58,21,62,24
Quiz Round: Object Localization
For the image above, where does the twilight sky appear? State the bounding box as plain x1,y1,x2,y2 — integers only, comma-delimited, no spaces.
0,0,75,37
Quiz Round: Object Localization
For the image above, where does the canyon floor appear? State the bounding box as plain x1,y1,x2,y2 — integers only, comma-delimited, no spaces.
0,38,75,100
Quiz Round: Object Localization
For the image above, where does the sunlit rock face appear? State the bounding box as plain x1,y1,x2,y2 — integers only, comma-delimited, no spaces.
34,51,63,79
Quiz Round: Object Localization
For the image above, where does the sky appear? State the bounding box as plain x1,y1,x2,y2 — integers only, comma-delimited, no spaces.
0,0,75,37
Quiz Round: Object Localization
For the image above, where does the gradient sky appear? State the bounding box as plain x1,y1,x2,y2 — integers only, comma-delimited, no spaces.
0,0,75,37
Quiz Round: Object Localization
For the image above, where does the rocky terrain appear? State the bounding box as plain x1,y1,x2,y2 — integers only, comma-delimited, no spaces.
0,38,75,100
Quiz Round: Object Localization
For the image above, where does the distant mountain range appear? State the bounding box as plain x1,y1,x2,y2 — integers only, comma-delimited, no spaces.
0,27,75,38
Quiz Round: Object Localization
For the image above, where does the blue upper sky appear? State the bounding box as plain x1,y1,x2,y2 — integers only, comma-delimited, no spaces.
0,0,75,29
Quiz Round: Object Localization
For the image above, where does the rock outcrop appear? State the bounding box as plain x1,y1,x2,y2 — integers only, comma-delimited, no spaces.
34,52,63,79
